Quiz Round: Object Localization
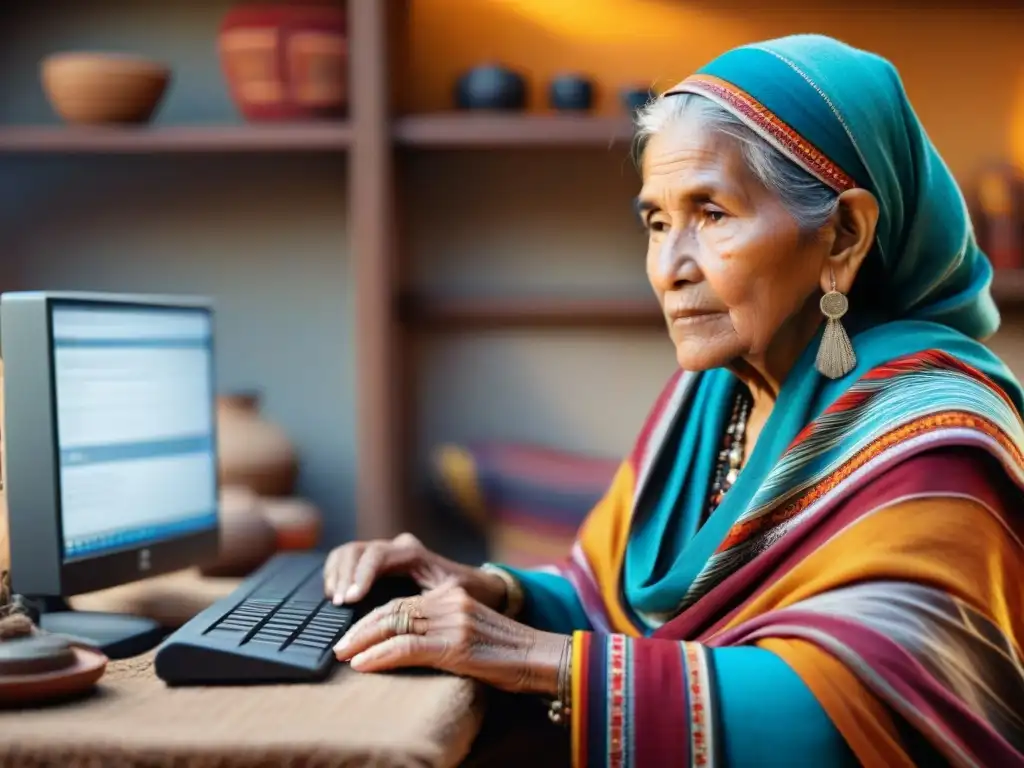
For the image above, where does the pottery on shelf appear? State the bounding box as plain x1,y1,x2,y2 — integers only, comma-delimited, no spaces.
216,392,298,497
549,74,593,111
620,86,655,116
218,3,348,121
40,52,170,125
455,65,527,111
259,497,322,551
200,486,278,578
975,163,1024,270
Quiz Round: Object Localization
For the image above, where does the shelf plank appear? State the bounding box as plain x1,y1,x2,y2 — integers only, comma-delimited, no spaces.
393,113,636,148
400,294,663,329
0,124,352,153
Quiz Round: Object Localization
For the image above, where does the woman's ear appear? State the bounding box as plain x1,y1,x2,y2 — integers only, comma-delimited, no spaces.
821,188,879,295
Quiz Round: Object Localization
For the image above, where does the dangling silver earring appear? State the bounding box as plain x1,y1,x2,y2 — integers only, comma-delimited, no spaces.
815,269,856,379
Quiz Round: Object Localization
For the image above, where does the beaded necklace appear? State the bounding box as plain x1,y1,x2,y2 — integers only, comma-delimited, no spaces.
705,387,753,521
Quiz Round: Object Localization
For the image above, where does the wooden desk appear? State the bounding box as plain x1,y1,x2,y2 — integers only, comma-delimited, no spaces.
0,651,484,767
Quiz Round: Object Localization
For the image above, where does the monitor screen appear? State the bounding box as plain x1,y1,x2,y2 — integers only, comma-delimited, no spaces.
51,301,218,561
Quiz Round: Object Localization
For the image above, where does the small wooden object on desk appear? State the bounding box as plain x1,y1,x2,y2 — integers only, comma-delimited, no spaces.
0,634,107,707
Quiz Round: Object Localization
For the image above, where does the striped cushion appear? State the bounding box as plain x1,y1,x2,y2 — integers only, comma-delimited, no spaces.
432,442,618,567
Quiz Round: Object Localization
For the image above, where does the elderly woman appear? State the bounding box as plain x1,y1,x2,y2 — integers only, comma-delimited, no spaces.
329,34,1024,767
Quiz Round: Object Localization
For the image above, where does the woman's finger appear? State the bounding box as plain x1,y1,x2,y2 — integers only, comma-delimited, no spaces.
335,595,432,661
323,548,340,597
349,633,447,672
328,544,365,605
324,543,359,601
345,536,422,604
334,597,409,659
344,542,392,604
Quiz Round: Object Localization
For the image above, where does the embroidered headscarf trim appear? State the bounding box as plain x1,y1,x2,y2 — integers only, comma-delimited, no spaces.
664,74,857,194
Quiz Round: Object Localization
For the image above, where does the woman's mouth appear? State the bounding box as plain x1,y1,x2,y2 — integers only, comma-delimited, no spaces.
668,309,717,326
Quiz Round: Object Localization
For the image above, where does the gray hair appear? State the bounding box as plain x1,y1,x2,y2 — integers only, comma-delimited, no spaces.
633,92,839,232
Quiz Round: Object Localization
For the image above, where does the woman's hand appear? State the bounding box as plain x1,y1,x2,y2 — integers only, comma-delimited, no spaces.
323,532,507,610
333,580,567,696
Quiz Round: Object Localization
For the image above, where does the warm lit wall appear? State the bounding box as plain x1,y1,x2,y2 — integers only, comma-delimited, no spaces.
408,0,1024,181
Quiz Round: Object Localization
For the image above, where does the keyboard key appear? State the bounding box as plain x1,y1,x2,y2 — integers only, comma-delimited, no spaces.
204,627,245,639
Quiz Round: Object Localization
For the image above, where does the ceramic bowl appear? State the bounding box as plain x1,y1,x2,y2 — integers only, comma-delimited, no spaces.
41,52,171,125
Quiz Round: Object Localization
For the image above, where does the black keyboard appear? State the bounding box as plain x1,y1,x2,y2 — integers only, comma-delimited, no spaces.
154,551,419,686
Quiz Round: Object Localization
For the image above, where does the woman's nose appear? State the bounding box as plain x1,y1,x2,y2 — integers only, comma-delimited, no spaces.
650,231,701,291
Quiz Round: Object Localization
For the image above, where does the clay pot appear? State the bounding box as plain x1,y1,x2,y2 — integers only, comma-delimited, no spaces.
41,52,170,124
200,487,277,578
620,86,654,115
218,4,348,121
455,64,527,111
549,74,593,111
216,392,297,497
975,163,1024,269
260,497,322,551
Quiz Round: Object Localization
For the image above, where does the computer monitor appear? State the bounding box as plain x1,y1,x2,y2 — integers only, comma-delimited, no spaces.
1,291,220,657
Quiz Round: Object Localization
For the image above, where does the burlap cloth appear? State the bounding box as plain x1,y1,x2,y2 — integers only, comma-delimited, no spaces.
0,650,484,768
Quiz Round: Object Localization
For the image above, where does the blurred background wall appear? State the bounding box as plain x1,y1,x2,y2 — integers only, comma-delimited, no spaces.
2,0,1023,545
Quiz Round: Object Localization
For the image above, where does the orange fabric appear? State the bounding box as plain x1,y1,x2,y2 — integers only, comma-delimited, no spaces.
720,497,1022,643
759,637,913,768
720,497,1024,766
576,461,641,636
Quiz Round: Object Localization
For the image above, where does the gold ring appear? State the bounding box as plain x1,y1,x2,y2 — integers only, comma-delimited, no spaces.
394,601,413,635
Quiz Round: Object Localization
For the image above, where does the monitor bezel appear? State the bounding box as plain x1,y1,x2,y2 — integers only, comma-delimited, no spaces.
3,291,221,598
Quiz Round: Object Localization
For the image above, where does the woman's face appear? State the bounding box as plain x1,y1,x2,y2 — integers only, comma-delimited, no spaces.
638,121,831,374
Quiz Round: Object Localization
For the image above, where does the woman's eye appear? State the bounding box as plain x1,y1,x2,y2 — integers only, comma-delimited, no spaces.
648,219,670,233
703,208,725,223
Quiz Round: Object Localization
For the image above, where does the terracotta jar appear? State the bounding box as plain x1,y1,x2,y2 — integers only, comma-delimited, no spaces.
218,3,347,121
975,163,1024,270
200,486,278,578
260,497,322,551
216,392,298,497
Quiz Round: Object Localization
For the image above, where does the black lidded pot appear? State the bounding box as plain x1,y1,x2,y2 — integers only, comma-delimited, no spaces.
621,86,655,115
548,74,594,111
455,64,527,110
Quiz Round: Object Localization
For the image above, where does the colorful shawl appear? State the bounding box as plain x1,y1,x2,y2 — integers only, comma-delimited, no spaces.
500,35,1024,768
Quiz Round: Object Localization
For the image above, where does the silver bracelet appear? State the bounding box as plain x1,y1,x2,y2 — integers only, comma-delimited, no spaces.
479,563,524,618
547,634,573,727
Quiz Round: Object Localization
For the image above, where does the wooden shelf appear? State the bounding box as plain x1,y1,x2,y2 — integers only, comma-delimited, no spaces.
0,124,352,153
393,113,635,148
399,294,662,329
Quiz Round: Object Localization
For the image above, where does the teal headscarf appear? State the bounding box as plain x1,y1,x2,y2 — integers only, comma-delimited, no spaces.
619,34,1024,623
677,34,999,338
